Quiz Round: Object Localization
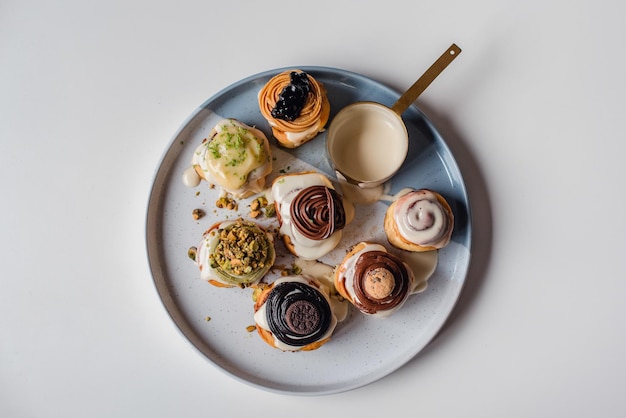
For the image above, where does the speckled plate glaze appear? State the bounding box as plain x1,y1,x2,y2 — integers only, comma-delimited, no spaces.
145,67,472,395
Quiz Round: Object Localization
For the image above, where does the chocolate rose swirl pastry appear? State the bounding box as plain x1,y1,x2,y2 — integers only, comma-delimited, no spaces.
289,185,346,240
253,275,339,351
384,189,454,252
258,70,330,148
271,171,354,260
193,220,276,288
334,242,416,318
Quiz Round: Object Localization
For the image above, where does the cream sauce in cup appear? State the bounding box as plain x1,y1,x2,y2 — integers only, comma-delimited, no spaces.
327,102,408,187
326,44,461,190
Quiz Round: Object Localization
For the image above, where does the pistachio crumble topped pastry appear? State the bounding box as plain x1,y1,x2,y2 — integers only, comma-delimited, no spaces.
334,242,416,318
253,275,339,351
184,118,272,198
271,171,352,260
384,189,454,252
194,219,275,288
258,70,330,148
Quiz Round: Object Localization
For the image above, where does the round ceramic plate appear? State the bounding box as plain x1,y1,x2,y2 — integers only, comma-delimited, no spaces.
145,67,471,395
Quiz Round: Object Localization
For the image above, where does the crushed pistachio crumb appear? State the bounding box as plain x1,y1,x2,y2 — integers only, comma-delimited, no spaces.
187,246,197,262
192,208,205,220
264,203,276,218
249,196,271,218
216,196,238,211
209,221,271,276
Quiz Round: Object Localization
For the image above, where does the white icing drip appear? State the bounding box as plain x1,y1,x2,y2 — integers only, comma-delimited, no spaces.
284,122,323,146
196,222,231,284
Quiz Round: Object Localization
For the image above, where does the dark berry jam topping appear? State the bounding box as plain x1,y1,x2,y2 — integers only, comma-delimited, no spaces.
271,72,311,121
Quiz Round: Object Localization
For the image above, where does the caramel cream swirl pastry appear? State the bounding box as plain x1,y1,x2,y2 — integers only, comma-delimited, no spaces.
183,118,272,198
194,220,275,288
253,275,339,351
384,189,454,252
258,70,330,148
334,242,416,318
271,171,353,260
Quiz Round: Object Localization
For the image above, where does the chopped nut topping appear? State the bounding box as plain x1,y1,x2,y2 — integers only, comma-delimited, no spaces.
209,221,271,276
264,203,276,218
216,196,238,210
187,246,197,262
192,208,205,220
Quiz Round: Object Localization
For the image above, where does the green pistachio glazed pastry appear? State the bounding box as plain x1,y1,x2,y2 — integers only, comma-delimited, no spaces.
194,219,276,288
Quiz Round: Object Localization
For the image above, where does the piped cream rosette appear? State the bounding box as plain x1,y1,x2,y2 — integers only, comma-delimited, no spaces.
384,189,454,252
258,70,330,148
271,171,353,260
194,219,275,288
186,119,273,199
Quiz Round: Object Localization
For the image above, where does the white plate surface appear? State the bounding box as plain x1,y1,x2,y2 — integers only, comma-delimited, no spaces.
146,67,471,395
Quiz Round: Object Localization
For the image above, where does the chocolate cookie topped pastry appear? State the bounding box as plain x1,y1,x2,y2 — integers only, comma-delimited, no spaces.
253,275,339,351
183,118,272,199
333,242,417,318
258,70,330,148
271,171,353,260
384,189,454,252
192,219,275,288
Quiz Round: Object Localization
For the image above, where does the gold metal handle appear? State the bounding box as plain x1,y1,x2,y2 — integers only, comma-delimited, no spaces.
391,43,461,115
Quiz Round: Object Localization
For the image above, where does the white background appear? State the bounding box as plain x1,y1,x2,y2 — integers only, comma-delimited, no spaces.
2,0,625,416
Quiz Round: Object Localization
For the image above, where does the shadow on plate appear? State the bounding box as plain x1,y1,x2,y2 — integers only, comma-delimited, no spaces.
413,101,494,356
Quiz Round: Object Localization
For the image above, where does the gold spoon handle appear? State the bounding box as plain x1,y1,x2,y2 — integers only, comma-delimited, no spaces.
391,43,461,115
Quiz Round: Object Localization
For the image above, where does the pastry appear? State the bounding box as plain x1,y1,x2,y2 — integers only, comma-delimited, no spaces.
194,219,275,288
333,242,416,318
384,189,454,252
258,70,330,148
253,275,339,351
185,118,272,198
271,171,351,260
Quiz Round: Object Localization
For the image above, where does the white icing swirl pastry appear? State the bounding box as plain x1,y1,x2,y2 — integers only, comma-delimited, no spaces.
384,189,454,252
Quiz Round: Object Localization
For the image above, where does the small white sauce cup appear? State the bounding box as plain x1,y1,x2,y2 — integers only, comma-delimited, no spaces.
327,102,408,188
327,44,461,189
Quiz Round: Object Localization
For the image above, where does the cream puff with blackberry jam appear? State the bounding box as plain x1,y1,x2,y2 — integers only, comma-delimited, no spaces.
258,70,330,148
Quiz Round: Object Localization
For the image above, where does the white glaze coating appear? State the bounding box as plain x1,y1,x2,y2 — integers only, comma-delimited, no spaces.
393,189,452,247
185,119,272,198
